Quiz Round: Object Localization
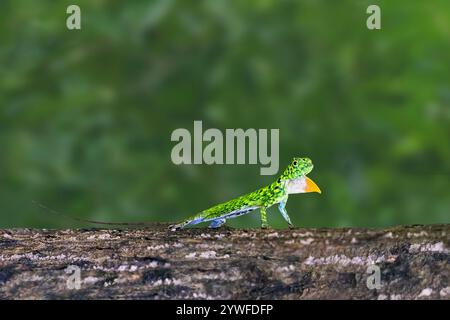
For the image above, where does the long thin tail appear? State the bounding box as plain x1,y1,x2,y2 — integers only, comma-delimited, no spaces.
32,200,160,227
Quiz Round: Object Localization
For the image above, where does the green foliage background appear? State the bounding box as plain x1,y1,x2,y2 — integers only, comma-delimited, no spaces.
1,0,449,228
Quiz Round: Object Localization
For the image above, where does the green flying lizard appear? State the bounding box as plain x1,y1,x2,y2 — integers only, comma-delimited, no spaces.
169,157,321,231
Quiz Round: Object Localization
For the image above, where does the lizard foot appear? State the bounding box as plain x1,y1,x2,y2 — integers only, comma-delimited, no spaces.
209,218,226,229
168,224,182,232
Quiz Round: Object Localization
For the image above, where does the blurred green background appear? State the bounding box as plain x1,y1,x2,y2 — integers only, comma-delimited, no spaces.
0,0,449,229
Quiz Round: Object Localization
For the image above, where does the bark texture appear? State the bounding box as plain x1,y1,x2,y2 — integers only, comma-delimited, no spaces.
0,224,449,299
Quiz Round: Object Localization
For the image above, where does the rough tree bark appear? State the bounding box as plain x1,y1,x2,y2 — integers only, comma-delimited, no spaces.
0,224,448,299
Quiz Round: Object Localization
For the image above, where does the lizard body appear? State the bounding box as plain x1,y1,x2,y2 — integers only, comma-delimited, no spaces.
169,157,321,231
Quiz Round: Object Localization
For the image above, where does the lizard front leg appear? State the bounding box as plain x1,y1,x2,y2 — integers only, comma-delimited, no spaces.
260,206,269,229
278,200,294,229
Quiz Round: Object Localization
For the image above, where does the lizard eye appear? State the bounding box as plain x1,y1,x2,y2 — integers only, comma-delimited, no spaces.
293,161,298,166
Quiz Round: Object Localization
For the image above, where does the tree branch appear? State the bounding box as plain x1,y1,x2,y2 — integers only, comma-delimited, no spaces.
0,224,448,299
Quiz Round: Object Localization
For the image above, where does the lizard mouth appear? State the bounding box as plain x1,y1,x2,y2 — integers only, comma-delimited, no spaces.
304,164,314,176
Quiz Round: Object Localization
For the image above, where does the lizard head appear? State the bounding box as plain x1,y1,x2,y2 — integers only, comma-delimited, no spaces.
282,157,314,179
279,157,321,194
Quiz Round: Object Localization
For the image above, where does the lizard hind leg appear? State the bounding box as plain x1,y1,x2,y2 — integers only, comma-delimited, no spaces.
208,218,226,229
169,217,204,231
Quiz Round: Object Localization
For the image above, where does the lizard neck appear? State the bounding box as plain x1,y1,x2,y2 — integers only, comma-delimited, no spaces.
268,178,288,194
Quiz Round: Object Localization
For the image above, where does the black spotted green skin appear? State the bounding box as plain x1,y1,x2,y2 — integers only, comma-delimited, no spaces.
170,157,314,230
198,180,286,219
